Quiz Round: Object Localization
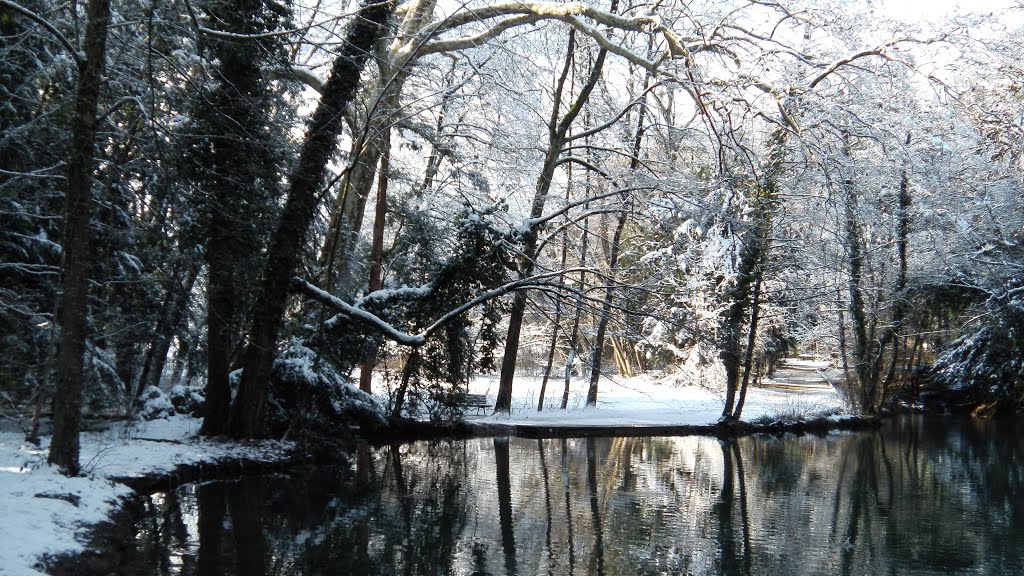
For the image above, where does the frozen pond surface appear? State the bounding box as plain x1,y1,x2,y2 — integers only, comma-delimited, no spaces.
126,416,1024,575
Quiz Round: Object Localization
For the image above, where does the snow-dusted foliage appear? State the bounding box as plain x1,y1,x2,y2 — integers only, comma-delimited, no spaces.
263,339,386,437
934,283,1024,414
136,384,206,420
137,386,175,421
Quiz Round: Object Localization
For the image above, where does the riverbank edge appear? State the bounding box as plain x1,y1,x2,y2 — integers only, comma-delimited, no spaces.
42,414,879,575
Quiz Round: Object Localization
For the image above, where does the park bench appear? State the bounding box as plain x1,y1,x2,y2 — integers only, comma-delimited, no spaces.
448,392,491,415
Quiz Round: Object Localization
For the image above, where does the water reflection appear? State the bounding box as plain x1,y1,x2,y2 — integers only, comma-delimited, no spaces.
128,417,1024,575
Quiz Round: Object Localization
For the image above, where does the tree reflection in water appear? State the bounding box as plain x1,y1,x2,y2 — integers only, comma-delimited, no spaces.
127,417,1023,575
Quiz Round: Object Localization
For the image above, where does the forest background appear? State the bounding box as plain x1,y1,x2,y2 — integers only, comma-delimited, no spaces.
2,0,1022,475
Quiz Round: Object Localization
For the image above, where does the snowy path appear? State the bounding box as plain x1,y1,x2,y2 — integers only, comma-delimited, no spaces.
760,359,837,392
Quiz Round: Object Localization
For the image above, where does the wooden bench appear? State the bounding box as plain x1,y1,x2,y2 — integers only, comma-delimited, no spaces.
447,393,491,415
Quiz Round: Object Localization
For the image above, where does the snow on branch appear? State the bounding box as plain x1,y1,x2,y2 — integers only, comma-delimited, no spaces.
0,0,81,63
294,270,587,347
294,279,427,346
419,1,690,69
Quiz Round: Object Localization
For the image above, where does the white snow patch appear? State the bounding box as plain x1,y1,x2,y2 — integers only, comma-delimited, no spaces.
463,363,846,427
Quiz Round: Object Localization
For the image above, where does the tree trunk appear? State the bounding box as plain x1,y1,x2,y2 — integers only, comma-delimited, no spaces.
136,259,200,404
562,218,589,409
201,252,235,435
587,204,629,406
228,0,396,438
537,297,562,411
495,35,607,413
586,70,646,406
318,0,438,289
732,276,762,419
48,0,111,476
358,127,391,394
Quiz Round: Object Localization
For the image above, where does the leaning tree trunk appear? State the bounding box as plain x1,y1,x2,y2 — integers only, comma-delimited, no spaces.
228,0,396,438
318,0,438,289
48,0,111,476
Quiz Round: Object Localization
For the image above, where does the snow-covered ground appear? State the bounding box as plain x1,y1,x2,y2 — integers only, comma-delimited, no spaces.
0,416,291,576
0,362,846,575
467,360,846,427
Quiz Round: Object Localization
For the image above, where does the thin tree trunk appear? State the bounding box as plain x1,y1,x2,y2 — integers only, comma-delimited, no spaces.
732,276,762,419
137,259,200,403
318,0,438,287
537,299,561,412
496,35,608,412
48,0,111,476
879,133,912,406
228,0,396,438
586,66,647,406
587,205,629,406
538,223,570,411
562,218,589,409
359,127,391,394
390,350,419,420
844,172,875,414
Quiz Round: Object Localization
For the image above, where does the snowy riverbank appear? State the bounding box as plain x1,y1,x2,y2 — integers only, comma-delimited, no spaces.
1,364,847,575
0,417,293,575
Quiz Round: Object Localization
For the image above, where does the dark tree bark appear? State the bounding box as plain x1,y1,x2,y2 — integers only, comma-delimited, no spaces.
48,0,111,476
136,259,200,404
192,0,292,436
228,0,396,438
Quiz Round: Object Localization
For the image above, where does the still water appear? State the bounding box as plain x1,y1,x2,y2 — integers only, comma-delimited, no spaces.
127,417,1023,575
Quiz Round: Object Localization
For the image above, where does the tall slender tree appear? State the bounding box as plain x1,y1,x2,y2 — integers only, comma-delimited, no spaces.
48,0,112,475
189,0,294,436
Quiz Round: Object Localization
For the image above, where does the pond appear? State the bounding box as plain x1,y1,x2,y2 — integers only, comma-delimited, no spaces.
124,417,1023,575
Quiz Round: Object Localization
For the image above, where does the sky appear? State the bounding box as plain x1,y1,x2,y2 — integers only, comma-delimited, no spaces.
879,0,1021,22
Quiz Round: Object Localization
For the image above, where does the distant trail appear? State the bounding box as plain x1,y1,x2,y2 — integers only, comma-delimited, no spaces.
761,359,834,392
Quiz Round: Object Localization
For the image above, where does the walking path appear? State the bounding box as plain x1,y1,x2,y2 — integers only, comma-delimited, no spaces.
760,358,837,392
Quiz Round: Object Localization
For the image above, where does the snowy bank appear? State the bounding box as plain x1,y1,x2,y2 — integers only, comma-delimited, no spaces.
0,416,293,575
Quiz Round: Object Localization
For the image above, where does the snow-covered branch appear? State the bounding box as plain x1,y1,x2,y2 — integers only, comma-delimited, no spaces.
295,279,427,345
0,0,81,63
295,269,593,347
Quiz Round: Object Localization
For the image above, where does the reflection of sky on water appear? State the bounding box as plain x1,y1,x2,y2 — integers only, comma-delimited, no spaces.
128,416,1024,575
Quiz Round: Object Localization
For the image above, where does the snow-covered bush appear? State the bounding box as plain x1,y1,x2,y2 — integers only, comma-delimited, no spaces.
168,384,205,417
136,385,205,420
137,386,175,420
263,339,386,438
934,284,1024,415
